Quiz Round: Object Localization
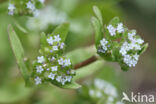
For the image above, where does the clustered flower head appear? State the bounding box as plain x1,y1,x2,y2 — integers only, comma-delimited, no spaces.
8,0,45,16
32,33,75,86
97,17,147,70
26,6,67,31
8,4,16,15
80,79,124,104
120,31,144,67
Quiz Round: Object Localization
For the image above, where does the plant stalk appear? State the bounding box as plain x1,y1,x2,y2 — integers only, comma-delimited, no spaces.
74,56,98,69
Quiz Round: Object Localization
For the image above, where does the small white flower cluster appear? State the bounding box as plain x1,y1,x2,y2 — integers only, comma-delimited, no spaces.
88,79,124,104
98,38,109,53
34,34,75,86
26,6,67,30
97,19,146,69
26,1,41,17
92,79,118,97
120,31,144,67
47,34,65,51
35,76,42,85
98,23,125,54
8,4,16,15
107,23,124,36
58,58,71,66
8,0,44,16
35,56,73,85
38,0,45,4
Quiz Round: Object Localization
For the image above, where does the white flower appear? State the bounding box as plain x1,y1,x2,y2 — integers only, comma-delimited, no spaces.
96,91,102,98
48,73,55,80
120,48,127,56
120,39,142,59
100,38,108,46
94,79,118,97
58,58,64,65
26,6,67,30
37,56,45,63
128,34,144,51
49,57,55,61
64,59,71,66
100,38,108,53
128,32,136,41
36,66,44,73
108,96,114,102
8,11,14,15
116,101,124,104
120,42,130,56
38,0,45,3
117,23,124,33
51,66,58,71
35,77,42,85
56,76,62,82
53,46,58,51
133,54,139,61
50,50,53,53
107,25,116,36
60,42,65,49
89,89,95,96
123,54,138,67
136,38,144,44
94,79,104,89
61,78,66,85
8,4,16,11
26,1,35,11
123,54,131,66
43,64,47,67
104,84,117,97
130,42,141,50
65,76,72,82
47,36,54,45
33,9,40,17
54,34,61,42
8,4,16,15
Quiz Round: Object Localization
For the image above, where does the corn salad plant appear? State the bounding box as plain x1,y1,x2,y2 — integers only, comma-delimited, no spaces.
8,4,148,104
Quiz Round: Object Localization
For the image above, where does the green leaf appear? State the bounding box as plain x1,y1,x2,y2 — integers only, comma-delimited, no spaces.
8,25,30,86
139,43,148,54
91,17,103,48
14,22,28,34
93,6,103,25
50,80,81,89
52,23,70,42
109,16,120,26
120,62,129,71
73,60,105,81
61,81,81,89
40,32,47,47
0,81,32,103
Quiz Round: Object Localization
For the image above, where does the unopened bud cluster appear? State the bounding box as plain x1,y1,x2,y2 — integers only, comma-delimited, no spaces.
8,0,45,16
32,34,75,86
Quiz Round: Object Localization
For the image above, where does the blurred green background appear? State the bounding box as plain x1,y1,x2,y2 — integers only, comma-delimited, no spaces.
0,0,156,104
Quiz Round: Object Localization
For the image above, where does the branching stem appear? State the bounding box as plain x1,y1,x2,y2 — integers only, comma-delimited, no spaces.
74,55,98,69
